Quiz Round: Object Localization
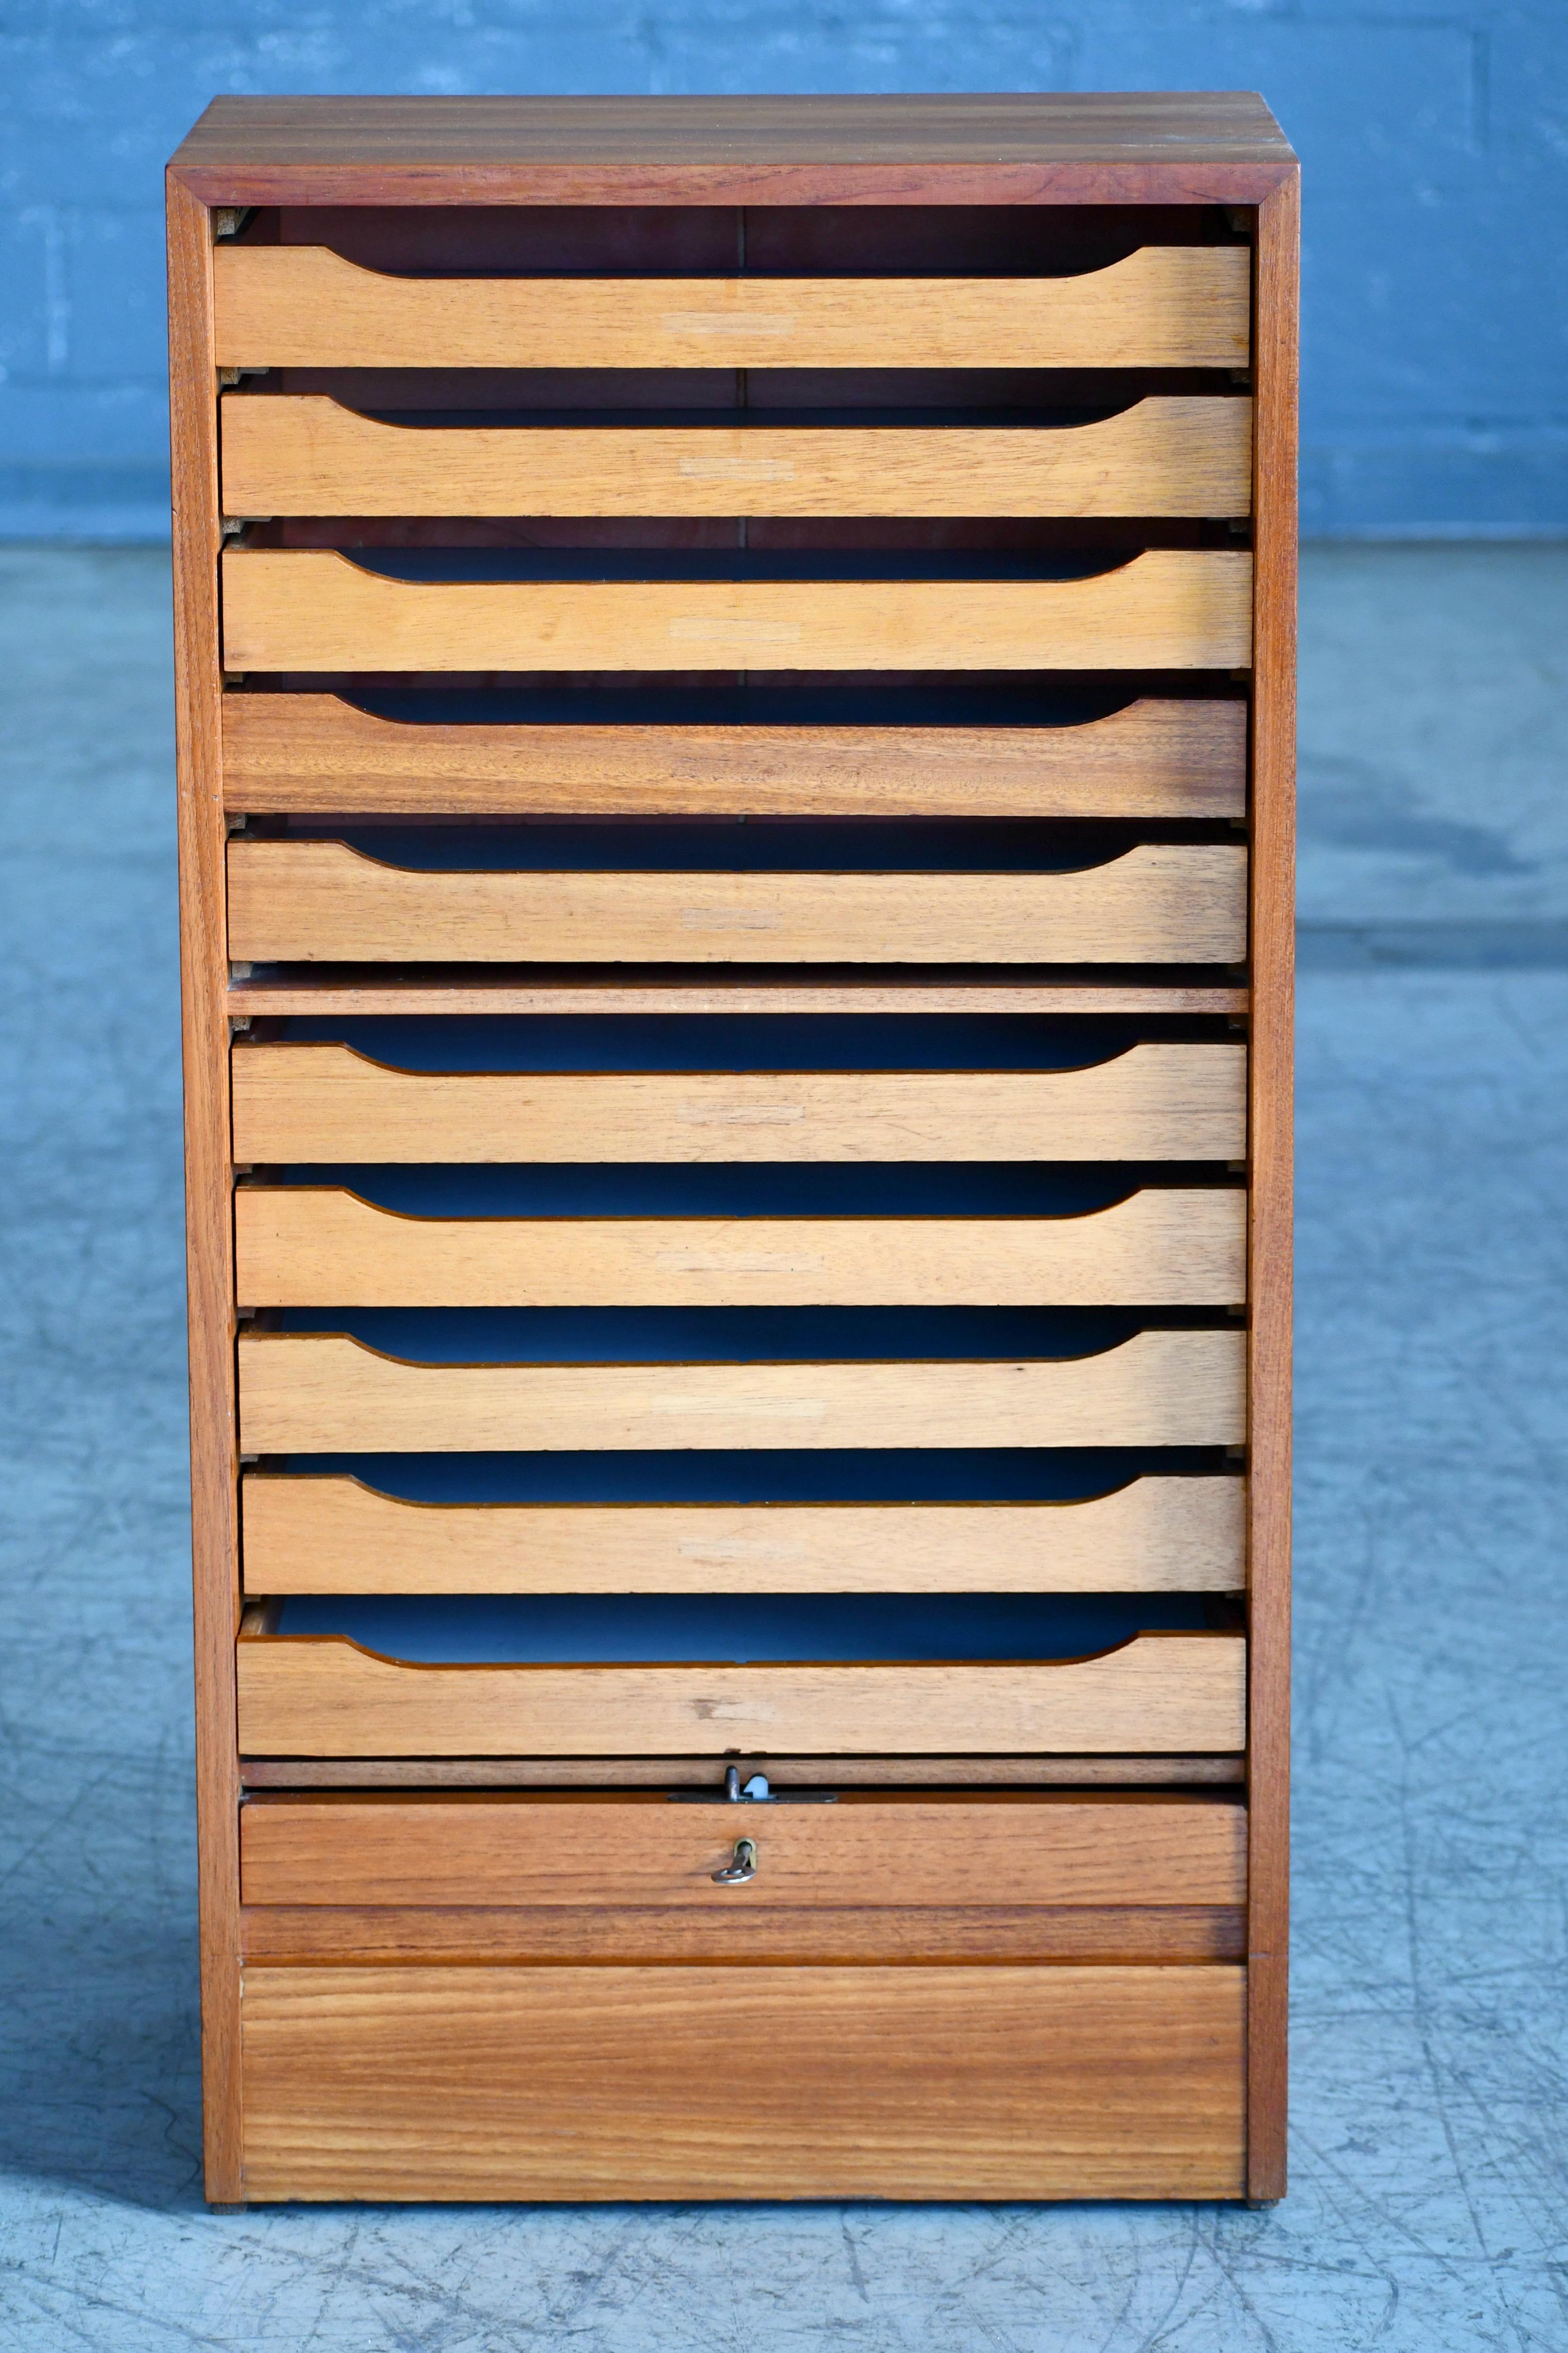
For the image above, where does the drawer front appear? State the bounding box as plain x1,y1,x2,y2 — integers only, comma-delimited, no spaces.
226,839,1249,966
238,1962,1247,2201
230,1042,1249,1163
235,1632,1247,1756
213,244,1252,370
235,1188,1248,1309
241,1471,1247,1596
221,549,1253,675
240,1794,1246,1909
220,693,1249,821
222,395,1253,520
236,1328,1247,1453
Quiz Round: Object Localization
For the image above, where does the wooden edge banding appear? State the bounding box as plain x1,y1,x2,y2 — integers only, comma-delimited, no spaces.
226,975,1252,1016
220,694,1249,819
167,175,244,2206
238,1903,1248,1966
238,1753,1249,1788
1245,173,1297,2204
186,161,1296,207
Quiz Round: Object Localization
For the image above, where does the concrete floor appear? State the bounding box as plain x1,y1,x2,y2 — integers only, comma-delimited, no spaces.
2,546,1567,2349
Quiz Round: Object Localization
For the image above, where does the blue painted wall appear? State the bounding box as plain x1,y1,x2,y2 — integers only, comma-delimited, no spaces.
1,2,1564,539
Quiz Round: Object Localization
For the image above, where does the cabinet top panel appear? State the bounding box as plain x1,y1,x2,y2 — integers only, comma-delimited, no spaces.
168,94,1296,209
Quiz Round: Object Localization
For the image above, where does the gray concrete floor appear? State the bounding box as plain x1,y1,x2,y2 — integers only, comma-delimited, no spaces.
2,545,1567,2349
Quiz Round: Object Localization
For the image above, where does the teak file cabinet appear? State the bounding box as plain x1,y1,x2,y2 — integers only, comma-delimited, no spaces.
167,94,1296,2207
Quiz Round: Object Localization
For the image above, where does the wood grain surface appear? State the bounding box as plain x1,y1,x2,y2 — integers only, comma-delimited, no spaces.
236,1962,1248,2201
167,89,1299,2213
1245,167,1299,2208
234,1186,1248,1309
239,1791,1247,1907
234,1631,1248,1756
240,1470,1247,1596
221,393,1253,518
229,1042,1250,1164
225,838,1249,966
214,245,1250,371
235,1327,1248,1453
228,973,1252,1018
239,1901,1246,1967
167,177,247,2207
220,546,1254,674
220,693,1249,820
172,90,1295,208
239,1752,1247,1789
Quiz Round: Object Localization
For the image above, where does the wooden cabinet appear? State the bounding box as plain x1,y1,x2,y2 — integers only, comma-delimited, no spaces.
168,92,1296,2207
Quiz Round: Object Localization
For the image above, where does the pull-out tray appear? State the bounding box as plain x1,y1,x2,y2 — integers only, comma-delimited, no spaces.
213,243,1252,371
236,1324,1246,1453
226,837,1248,966
231,1038,1248,1163
235,1185,1248,1308
220,546,1253,674
236,1593,1246,1757
220,393,1253,519
218,693,1250,821
240,1467,1246,1595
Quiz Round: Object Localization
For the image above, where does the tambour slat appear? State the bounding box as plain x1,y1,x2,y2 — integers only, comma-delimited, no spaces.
230,1042,1249,1163
235,1328,1247,1453
235,1631,1247,1756
234,1188,1248,1308
213,245,1251,371
221,394,1253,519
220,695,1249,820
220,548,1253,673
240,1471,1247,1595
226,840,1249,966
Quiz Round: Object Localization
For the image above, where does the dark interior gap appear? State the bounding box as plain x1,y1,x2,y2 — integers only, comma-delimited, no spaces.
267,1445,1237,1504
267,1588,1223,1663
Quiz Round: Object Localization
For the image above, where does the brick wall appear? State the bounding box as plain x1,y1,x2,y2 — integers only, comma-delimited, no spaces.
1,1,1563,537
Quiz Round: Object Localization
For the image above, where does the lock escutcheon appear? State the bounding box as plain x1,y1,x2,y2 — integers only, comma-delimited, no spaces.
712,1836,757,1885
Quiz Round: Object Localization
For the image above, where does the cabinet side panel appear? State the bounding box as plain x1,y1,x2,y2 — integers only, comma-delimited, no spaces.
1245,166,1298,2204
167,172,243,2204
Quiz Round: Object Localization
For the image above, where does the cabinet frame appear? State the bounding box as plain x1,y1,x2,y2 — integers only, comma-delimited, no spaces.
167,94,1296,2207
